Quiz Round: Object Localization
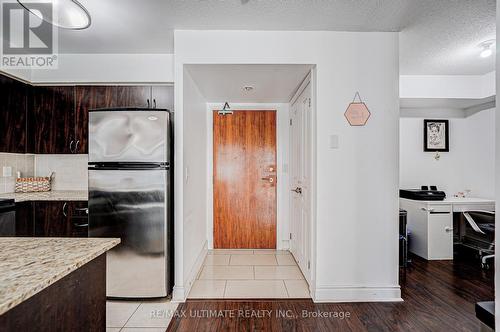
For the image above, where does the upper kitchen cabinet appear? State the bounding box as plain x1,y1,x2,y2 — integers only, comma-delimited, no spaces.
30,86,75,154
75,86,115,154
74,85,174,153
152,85,174,111
0,74,28,153
115,86,151,108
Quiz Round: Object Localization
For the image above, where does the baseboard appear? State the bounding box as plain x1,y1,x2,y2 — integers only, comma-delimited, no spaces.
172,286,186,303
313,285,402,303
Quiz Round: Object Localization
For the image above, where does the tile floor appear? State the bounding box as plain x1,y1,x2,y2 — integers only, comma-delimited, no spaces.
106,298,178,331
188,249,310,299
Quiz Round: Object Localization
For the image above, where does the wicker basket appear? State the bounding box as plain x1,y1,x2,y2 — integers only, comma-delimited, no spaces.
15,173,53,193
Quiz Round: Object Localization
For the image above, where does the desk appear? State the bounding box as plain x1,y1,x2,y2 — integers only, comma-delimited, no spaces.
400,198,495,260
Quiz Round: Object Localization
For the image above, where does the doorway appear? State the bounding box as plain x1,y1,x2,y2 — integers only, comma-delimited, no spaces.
213,110,277,249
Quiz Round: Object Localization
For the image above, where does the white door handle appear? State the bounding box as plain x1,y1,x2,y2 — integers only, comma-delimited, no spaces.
445,226,453,232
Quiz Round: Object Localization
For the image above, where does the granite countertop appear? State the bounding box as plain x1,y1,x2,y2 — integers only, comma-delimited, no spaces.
0,190,88,202
0,237,119,315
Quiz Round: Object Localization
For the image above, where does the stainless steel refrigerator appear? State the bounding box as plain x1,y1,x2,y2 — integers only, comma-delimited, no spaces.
88,108,173,299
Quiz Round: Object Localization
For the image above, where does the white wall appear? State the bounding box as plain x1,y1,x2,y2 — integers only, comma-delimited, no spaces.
400,109,495,199
205,103,290,250
400,72,495,99
28,54,174,84
174,30,400,302
174,68,208,300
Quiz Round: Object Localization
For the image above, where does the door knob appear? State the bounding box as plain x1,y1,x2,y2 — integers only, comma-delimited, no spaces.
291,187,302,194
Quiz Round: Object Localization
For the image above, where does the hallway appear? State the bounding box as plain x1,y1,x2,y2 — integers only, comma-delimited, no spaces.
188,250,310,299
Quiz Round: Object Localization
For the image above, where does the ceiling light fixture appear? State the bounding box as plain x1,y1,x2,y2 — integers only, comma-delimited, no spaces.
243,86,254,92
479,39,495,58
17,0,91,30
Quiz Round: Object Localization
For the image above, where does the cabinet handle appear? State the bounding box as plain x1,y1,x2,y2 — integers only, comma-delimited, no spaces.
75,140,80,153
153,99,157,109
445,226,453,232
73,222,89,227
62,202,68,217
75,207,88,214
420,207,435,212
69,140,75,153
147,99,150,108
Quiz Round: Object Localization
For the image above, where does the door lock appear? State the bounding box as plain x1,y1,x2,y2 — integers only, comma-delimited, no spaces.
261,176,275,183
291,187,302,194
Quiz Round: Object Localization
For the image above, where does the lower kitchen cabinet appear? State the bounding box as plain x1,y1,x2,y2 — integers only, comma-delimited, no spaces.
32,201,88,237
15,202,34,236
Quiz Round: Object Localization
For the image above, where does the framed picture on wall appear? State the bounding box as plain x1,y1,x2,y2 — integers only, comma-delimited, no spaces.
424,119,449,152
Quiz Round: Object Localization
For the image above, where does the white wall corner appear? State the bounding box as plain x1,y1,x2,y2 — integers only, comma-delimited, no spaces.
313,286,402,303
182,240,208,301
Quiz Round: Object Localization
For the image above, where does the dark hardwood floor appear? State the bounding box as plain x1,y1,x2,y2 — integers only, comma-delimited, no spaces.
167,254,494,331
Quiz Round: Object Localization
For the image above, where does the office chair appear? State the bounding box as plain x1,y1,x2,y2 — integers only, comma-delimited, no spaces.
462,210,495,269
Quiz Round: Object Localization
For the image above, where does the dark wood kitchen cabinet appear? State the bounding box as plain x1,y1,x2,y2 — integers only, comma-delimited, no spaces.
33,201,88,237
0,74,28,153
30,86,75,154
0,71,174,155
152,85,174,110
74,85,174,153
15,202,34,236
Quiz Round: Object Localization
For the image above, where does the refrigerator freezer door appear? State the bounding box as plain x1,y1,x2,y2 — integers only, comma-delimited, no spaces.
89,168,170,298
89,110,170,163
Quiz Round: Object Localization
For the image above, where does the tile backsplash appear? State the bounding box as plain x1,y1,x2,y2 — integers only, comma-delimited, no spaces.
35,155,88,191
0,153,88,193
0,153,35,194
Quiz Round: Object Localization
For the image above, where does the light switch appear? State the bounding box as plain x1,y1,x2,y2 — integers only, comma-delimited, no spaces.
329,135,339,149
2,166,12,177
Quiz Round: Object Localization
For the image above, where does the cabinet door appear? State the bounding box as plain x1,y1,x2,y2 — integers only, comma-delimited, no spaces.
151,86,174,111
428,207,453,260
30,86,75,154
75,86,151,153
0,74,28,153
15,202,34,236
34,201,88,237
75,86,115,154
67,201,88,237
34,201,69,237
115,86,151,108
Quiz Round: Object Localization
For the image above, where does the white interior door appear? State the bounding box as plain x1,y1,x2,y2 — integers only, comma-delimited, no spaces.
290,82,312,283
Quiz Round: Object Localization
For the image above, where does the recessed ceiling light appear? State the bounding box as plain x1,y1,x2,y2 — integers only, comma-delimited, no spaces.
243,86,254,92
478,39,495,58
17,0,91,30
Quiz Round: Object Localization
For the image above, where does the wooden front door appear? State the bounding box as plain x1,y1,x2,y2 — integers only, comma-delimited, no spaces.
213,110,277,249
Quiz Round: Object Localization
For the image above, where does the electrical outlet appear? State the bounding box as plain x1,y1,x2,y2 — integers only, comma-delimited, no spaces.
2,166,12,177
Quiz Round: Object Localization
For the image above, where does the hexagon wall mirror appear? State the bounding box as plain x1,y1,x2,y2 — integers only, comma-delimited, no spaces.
344,92,371,126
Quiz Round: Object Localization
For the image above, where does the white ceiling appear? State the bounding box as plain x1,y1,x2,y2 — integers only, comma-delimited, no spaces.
185,64,312,103
15,0,498,75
